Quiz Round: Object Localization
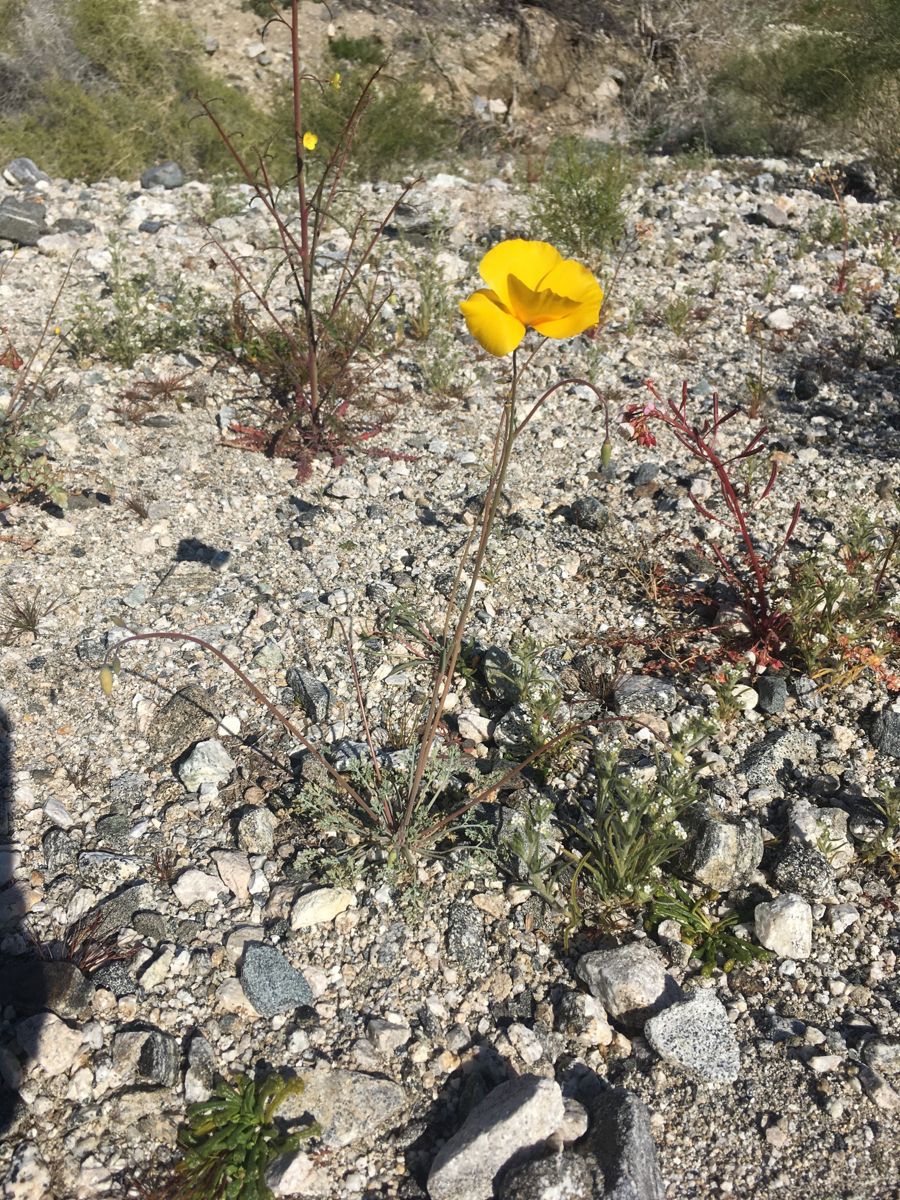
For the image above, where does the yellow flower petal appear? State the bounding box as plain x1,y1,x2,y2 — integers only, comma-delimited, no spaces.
539,258,603,308
478,240,562,311
460,290,526,357
302,131,318,152
532,301,600,339
506,276,584,328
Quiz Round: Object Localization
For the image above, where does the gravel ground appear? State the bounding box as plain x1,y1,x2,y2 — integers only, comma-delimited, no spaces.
0,151,899,1200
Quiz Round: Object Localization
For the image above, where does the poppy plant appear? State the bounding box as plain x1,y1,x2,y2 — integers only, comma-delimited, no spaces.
460,239,603,356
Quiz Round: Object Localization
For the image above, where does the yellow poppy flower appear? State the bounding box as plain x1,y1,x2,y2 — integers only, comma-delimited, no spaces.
330,71,342,90
302,131,318,152
460,239,602,357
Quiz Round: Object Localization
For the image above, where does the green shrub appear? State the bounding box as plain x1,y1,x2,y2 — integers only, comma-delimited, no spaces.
0,0,283,181
328,34,387,66
294,66,455,180
707,0,900,174
530,137,630,265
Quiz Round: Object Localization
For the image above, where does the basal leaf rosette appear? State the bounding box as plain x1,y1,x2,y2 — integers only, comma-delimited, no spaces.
460,239,602,356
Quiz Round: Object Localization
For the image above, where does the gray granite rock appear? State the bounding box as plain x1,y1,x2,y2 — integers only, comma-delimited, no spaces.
498,1152,595,1199
148,684,223,757
612,675,677,716
286,667,332,722
140,161,185,189
236,805,278,855
772,840,836,901
239,944,312,1016
739,729,817,790
447,902,488,970
644,989,740,1084
685,815,763,890
281,1067,408,1149
428,1075,565,1200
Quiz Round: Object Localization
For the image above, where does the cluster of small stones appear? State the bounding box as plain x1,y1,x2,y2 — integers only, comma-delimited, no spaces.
0,146,898,1200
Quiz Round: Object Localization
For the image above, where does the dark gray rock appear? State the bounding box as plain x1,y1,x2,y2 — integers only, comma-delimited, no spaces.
148,684,223,757
843,159,879,202
0,959,93,1019
3,156,49,187
870,708,900,758
756,674,788,714
586,1089,665,1200
793,371,819,402
53,216,94,235
498,1152,595,1199
286,667,331,722
773,840,836,900
140,161,185,189
239,944,312,1016
644,989,740,1084
447,903,488,971
568,496,609,532
0,195,47,245
631,462,660,488
95,813,131,848
612,675,677,716
90,882,154,937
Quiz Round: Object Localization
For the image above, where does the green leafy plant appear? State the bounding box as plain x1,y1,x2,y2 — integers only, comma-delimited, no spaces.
785,508,900,689
858,781,900,877
174,1073,318,1200
649,879,771,975
531,137,630,265
68,243,212,367
562,744,699,923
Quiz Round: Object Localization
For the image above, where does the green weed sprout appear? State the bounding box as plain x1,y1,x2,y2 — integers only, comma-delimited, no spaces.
175,1073,318,1200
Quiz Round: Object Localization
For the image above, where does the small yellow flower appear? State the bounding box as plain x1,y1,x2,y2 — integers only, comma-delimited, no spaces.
330,71,341,90
460,239,602,357
302,131,318,152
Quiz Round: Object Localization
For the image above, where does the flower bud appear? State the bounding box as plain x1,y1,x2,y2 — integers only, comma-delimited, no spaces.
99,665,114,696
600,438,612,469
